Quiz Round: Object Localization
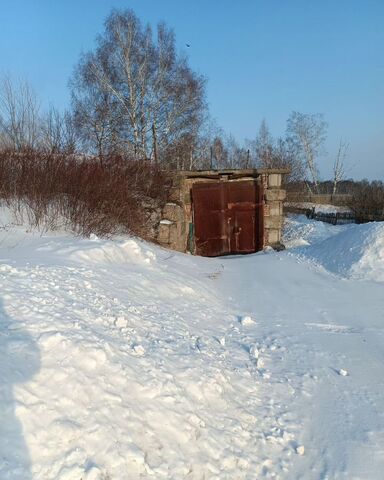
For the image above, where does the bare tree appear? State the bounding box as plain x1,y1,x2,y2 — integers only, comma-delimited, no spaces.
0,76,41,151
286,111,327,194
332,139,348,195
190,116,222,170
224,134,249,169
249,118,274,168
71,9,206,166
40,107,78,154
212,136,227,168
271,137,305,183
71,83,121,158
41,107,62,153
246,119,304,182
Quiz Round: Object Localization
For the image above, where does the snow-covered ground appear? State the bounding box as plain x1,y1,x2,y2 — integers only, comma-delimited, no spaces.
1,209,384,479
285,202,352,214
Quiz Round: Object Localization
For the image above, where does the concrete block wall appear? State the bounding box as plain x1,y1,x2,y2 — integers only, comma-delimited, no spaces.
262,173,286,248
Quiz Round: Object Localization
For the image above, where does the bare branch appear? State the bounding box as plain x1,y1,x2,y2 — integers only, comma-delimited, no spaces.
332,139,349,195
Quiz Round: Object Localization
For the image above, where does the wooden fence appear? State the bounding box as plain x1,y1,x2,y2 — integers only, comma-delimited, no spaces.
305,207,384,225
305,208,355,225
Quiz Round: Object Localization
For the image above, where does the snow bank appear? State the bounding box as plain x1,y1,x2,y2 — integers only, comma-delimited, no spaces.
61,237,157,266
284,214,384,282
297,222,384,282
283,214,348,248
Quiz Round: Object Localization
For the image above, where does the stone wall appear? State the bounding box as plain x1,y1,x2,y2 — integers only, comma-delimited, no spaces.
156,174,188,252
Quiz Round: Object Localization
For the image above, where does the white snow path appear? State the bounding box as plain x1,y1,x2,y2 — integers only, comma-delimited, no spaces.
1,214,384,479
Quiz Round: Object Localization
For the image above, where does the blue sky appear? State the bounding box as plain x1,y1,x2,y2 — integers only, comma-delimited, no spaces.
0,0,383,179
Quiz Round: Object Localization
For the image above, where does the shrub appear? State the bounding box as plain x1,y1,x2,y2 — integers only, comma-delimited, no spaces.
349,180,384,222
0,150,170,238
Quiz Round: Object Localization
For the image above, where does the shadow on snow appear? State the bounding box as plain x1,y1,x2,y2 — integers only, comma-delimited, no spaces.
0,298,40,479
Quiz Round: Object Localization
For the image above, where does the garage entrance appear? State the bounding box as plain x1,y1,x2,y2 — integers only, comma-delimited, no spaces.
192,180,264,257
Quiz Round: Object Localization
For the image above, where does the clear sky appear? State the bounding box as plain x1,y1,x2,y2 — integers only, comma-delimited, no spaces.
0,0,383,180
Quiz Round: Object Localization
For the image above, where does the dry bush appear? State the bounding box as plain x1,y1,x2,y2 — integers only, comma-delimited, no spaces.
0,150,170,238
349,180,384,222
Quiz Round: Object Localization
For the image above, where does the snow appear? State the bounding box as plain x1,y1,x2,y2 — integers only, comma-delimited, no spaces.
295,446,305,456
285,202,352,214
283,214,349,248
239,315,255,326
286,215,384,282
1,207,384,479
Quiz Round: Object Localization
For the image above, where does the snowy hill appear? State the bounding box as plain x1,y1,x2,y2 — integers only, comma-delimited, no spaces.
285,215,384,282
1,209,384,479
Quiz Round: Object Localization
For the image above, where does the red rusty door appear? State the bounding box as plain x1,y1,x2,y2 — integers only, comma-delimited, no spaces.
192,180,264,256
191,182,229,257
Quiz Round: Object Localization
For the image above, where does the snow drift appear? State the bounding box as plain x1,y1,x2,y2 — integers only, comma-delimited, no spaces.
293,221,384,282
283,214,349,248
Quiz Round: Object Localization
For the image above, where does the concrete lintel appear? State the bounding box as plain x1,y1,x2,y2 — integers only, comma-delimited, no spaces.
168,168,291,179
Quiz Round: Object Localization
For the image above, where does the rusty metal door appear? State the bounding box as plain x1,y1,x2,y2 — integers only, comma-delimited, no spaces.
192,180,264,256
191,182,229,257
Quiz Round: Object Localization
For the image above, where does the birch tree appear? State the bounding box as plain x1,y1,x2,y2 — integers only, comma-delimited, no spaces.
332,139,348,195
71,9,206,165
286,112,327,194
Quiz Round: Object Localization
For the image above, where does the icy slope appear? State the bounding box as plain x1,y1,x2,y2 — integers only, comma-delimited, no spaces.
1,211,384,479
